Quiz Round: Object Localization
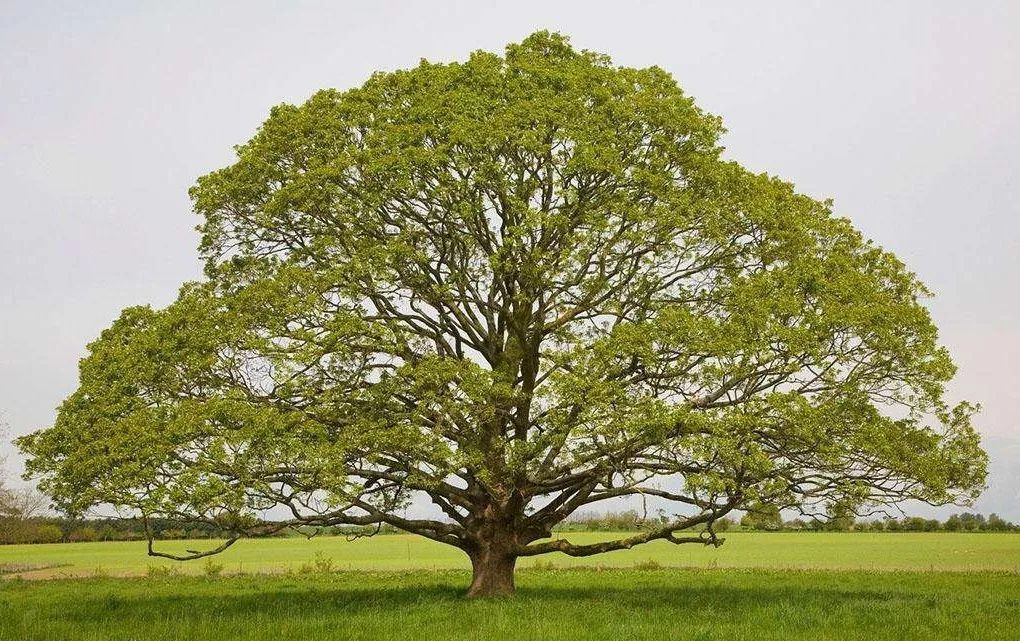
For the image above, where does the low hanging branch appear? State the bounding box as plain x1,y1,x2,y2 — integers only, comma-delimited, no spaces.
142,515,243,561
518,509,731,558
18,31,986,597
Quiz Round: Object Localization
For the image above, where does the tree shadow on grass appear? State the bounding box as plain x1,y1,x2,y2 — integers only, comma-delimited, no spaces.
513,583,909,606
53,575,927,625
58,580,465,623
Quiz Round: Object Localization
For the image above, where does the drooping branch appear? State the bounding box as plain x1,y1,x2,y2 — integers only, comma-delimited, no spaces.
518,506,734,557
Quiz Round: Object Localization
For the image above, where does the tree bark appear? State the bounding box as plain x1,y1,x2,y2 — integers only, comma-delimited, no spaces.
466,546,517,597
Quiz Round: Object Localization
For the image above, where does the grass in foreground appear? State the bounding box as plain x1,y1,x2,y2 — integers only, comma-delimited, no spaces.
3,532,1020,578
1,568,1018,641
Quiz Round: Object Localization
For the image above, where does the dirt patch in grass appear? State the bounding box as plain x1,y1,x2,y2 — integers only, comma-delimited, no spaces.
0,562,70,577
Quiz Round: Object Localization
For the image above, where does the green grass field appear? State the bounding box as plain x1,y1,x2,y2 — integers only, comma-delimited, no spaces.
2,568,1018,641
2,532,1019,577
2,533,1018,640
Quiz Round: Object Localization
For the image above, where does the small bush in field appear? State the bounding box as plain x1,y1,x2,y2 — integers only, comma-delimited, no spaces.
146,565,177,578
633,560,662,570
313,552,335,573
202,559,224,577
295,552,336,574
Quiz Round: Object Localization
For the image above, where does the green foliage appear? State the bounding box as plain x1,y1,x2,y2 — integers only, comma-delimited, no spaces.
2,522,65,545
296,552,335,575
16,32,986,580
66,527,97,543
146,565,178,578
739,505,783,531
312,551,335,573
32,524,64,544
202,559,224,577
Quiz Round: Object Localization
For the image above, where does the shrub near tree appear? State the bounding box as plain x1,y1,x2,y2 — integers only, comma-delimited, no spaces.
33,523,63,544
67,527,98,543
18,32,986,596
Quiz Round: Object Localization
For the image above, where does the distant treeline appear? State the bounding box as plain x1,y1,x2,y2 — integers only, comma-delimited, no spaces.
0,516,399,545
0,517,269,545
2,510,1017,545
554,510,1020,533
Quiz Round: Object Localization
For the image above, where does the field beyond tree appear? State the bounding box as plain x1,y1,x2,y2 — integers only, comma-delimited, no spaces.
3,532,1019,578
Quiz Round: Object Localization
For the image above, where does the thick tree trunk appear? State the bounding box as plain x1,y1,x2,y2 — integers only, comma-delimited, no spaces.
466,546,517,597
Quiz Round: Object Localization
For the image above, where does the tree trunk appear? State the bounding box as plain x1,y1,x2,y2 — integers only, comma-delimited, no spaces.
466,546,517,597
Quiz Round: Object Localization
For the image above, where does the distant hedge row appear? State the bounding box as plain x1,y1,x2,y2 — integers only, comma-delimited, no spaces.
0,517,404,545
553,510,1019,533
3,511,1016,545
0,517,258,545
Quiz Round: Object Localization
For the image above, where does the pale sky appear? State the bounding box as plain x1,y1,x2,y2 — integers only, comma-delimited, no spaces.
1,1,1018,518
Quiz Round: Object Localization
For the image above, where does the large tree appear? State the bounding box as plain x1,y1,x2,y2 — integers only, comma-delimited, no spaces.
19,32,986,596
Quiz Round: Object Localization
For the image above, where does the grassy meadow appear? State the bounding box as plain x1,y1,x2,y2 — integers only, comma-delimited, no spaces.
2,567,1019,641
2,531,1019,577
1,532,1019,640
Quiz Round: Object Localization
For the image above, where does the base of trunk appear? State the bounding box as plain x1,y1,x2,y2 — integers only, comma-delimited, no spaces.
466,551,517,597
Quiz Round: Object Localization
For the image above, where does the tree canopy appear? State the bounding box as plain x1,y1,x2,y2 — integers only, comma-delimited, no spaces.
18,32,986,596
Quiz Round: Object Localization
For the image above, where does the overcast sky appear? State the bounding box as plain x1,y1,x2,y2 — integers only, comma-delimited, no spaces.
2,1,1017,518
